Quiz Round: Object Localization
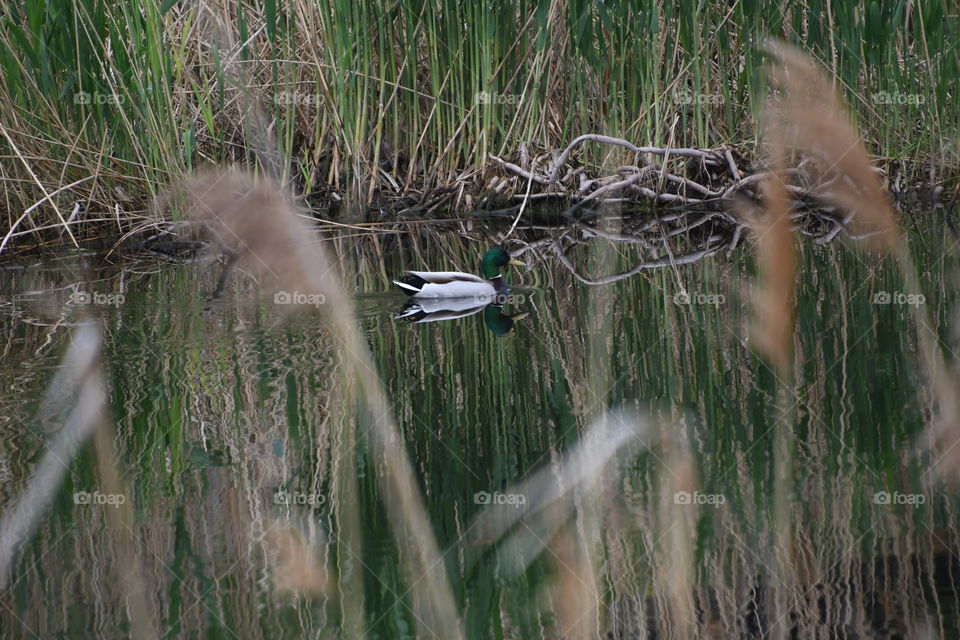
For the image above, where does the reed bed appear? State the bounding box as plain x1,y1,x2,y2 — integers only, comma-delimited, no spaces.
0,0,957,249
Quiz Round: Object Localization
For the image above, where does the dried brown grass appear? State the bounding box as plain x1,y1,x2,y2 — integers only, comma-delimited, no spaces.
263,526,329,597
751,42,910,374
164,168,344,306
172,167,464,637
759,41,960,486
763,42,902,254
752,157,796,376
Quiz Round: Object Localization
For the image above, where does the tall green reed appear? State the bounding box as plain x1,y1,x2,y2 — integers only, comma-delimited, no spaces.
0,1,956,245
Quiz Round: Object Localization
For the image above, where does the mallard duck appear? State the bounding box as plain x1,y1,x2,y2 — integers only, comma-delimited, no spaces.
393,247,524,298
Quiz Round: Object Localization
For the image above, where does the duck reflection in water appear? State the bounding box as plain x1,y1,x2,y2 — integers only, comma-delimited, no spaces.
396,293,530,336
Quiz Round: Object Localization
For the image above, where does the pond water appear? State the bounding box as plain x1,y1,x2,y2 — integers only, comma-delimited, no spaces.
0,215,958,639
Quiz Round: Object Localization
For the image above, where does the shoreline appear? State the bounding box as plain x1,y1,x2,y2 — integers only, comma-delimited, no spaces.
1,147,955,261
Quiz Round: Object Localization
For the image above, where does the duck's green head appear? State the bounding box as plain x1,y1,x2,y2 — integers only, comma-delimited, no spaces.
481,248,524,279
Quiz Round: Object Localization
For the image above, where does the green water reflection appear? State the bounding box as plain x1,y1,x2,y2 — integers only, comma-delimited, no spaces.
0,220,958,638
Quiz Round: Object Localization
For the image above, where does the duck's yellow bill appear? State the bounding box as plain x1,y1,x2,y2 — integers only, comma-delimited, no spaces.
508,258,524,266
509,311,530,321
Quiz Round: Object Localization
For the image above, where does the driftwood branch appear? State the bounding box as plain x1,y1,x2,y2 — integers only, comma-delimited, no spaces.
487,134,894,248
489,135,735,213
547,134,725,184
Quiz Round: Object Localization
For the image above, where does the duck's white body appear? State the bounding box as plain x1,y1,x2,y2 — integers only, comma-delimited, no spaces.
393,270,501,299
